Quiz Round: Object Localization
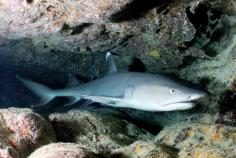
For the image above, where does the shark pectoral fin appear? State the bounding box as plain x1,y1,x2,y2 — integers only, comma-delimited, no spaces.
66,74,80,88
106,52,117,75
63,96,81,107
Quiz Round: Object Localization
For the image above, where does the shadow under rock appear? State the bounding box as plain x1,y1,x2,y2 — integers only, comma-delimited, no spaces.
128,57,146,72
110,0,172,22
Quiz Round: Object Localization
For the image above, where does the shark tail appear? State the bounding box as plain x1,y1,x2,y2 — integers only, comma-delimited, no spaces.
17,75,56,107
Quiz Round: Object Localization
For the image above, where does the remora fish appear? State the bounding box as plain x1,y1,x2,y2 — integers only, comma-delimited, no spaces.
17,52,210,111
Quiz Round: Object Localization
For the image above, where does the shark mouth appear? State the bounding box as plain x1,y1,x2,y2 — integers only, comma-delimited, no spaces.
163,101,196,111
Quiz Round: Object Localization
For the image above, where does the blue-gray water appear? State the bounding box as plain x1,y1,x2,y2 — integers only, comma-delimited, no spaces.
0,57,68,108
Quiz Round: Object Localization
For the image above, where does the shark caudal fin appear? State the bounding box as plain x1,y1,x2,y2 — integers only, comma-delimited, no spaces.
17,75,56,107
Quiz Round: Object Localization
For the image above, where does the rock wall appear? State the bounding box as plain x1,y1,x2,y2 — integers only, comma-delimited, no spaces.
0,0,234,76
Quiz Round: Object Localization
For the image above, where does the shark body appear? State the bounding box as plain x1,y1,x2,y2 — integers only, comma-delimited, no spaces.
18,52,210,111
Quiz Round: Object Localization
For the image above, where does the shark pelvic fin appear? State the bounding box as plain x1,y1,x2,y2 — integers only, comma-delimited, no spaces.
63,96,81,107
17,75,55,107
106,52,117,75
79,100,94,108
66,74,80,88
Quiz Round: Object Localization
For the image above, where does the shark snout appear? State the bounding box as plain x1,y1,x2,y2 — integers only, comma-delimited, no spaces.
188,90,211,101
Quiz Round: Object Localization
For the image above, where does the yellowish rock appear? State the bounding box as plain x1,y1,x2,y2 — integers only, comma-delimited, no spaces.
148,49,161,59
111,141,177,158
155,122,236,158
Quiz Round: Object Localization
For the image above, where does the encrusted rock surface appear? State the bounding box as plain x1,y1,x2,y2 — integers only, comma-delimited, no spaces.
0,0,133,38
28,143,98,158
48,107,154,154
0,0,234,76
1,107,235,158
155,122,236,158
111,141,177,158
0,108,56,158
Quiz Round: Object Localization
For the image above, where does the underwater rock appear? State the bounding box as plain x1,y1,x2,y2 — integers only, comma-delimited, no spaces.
111,141,177,158
0,0,133,38
48,108,154,153
0,0,234,78
1,0,230,76
155,122,236,158
0,108,56,158
28,143,98,158
217,82,236,126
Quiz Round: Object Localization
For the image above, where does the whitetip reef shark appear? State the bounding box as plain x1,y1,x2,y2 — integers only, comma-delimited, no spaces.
17,52,210,111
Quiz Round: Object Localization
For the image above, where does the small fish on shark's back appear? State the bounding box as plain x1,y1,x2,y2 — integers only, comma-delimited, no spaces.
17,52,210,111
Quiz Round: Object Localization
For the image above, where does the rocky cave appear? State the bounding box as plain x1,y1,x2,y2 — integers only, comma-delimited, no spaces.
0,0,235,157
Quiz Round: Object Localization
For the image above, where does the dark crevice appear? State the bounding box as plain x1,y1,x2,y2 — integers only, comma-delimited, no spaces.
198,77,212,88
185,4,228,57
60,23,93,35
217,87,236,126
186,5,209,35
60,23,70,33
26,0,33,4
219,89,236,114
177,56,197,69
50,119,78,142
119,35,134,47
128,57,146,72
110,0,172,22
202,46,218,57
71,23,93,35
85,46,92,52
99,26,110,40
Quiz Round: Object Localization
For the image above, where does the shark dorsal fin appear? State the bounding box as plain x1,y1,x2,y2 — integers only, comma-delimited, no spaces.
66,74,80,88
106,52,117,75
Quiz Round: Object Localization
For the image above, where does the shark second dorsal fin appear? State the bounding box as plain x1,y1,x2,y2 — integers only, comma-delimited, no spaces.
106,52,117,75
66,74,80,88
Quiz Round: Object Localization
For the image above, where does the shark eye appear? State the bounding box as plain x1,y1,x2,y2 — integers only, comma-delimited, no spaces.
169,89,176,95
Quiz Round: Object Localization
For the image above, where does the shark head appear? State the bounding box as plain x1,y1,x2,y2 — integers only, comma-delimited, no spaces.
153,77,210,111
133,75,210,111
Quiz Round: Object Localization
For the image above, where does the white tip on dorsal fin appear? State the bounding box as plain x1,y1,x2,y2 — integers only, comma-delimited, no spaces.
66,74,80,88
106,52,117,75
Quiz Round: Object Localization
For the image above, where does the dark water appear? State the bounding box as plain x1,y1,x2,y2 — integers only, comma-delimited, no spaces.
0,56,67,109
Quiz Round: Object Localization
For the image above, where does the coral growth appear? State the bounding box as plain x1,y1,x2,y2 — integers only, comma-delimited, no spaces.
0,108,56,158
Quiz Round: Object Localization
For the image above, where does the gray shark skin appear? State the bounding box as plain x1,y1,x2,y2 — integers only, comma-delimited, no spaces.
18,52,210,111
